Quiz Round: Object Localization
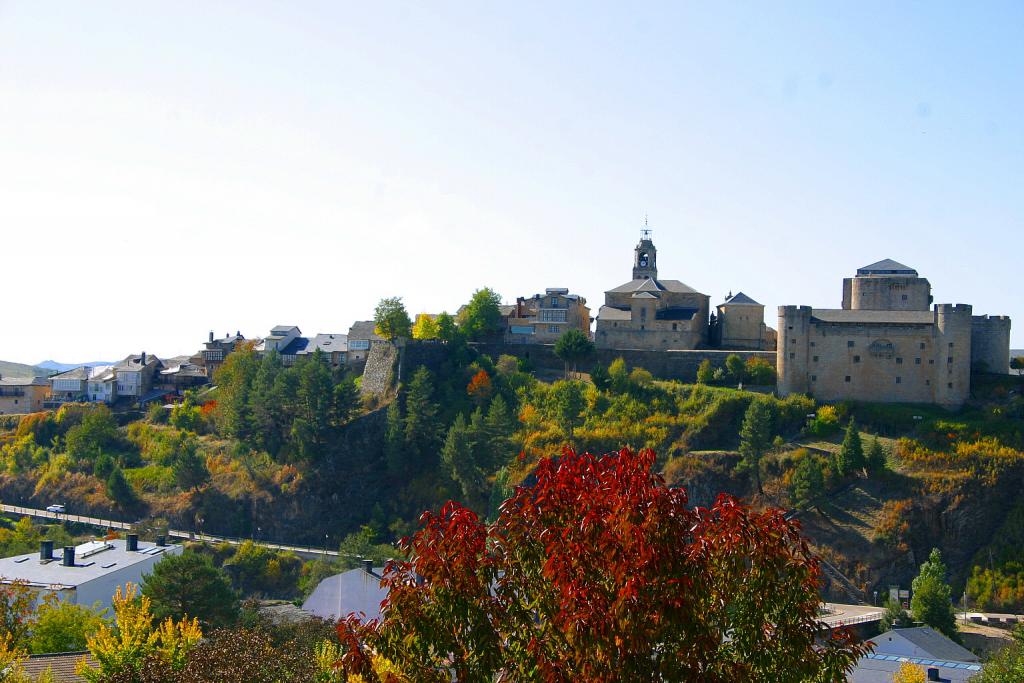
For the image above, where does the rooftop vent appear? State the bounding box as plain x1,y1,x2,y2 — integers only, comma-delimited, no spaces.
62,546,75,567
40,540,53,561
126,534,138,552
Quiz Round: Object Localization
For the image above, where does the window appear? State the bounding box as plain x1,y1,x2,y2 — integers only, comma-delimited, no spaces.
845,375,851,382
551,297,557,307
915,358,921,365
848,340,855,348
810,341,816,347
948,357,953,364
949,342,954,348
789,352,795,359
788,325,793,330
929,359,934,365
540,309,567,322
948,382,953,389
926,379,931,386
640,308,647,322
896,376,902,384
919,342,926,350
790,338,796,344
813,356,819,362
672,323,677,331
901,294,908,300
349,340,370,350
896,357,903,364
811,375,817,382
853,355,861,363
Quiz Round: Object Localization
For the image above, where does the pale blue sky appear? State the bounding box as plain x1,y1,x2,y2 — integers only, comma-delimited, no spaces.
1,2,1021,363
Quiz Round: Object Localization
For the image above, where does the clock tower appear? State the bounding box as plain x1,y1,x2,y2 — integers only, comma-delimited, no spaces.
632,229,658,280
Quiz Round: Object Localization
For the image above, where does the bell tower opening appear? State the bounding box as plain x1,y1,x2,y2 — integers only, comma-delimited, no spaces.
633,228,658,280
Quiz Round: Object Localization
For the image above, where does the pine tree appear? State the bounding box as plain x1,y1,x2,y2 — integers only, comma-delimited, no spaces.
911,548,958,640
838,418,865,476
739,399,775,496
383,400,406,477
403,367,442,470
866,436,888,473
789,455,824,507
106,466,135,506
441,415,485,509
172,443,209,491
484,394,518,466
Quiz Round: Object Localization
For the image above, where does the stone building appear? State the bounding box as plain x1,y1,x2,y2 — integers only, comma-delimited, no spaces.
0,376,50,414
505,288,591,344
778,259,1011,408
595,233,710,350
714,292,776,350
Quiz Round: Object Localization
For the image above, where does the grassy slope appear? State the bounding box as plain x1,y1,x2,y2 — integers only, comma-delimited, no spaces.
0,360,48,378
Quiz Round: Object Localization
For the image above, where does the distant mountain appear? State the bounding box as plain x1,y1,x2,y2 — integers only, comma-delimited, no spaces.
36,360,116,373
0,360,51,378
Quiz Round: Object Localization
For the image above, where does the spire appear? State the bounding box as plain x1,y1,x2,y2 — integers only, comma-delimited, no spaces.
641,213,651,241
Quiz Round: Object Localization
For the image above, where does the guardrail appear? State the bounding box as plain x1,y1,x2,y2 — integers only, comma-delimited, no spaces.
0,503,344,560
821,611,884,629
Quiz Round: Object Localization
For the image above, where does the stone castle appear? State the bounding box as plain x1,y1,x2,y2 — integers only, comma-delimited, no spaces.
778,260,1011,408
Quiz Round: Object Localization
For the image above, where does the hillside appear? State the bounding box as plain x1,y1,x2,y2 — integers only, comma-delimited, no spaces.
0,360,49,378
1,342,1023,610
36,359,116,373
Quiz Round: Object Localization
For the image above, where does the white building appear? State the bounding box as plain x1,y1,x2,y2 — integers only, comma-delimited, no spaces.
0,536,182,611
87,366,117,404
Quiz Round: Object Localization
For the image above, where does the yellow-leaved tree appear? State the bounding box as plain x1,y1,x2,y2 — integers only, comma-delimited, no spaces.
77,583,201,682
892,661,926,683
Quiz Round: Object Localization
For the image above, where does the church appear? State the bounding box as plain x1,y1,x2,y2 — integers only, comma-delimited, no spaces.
594,233,711,350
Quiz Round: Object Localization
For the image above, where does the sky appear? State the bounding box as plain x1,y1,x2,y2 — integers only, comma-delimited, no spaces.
1,1,1021,364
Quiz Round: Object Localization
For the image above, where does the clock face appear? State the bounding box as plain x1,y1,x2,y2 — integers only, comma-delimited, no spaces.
640,258,648,267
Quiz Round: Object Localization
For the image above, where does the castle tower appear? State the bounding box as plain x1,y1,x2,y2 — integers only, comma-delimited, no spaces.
777,305,812,396
632,229,658,280
842,259,931,311
933,304,973,407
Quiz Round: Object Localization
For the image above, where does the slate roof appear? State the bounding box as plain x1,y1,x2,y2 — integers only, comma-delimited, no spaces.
113,354,161,372
723,291,760,305
849,655,979,682
597,305,632,321
302,334,348,355
875,627,979,662
0,539,177,587
857,259,918,276
347,321,384,341
0,376,50,387
88,367,116,383
810,309,935,325
631,292,659,299
302,567,388,623
608,278,701,295
50,366,92,381
24,651,96,682
270,325,300,336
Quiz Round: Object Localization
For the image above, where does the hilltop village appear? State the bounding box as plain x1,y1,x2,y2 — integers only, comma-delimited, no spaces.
1,232,1011,415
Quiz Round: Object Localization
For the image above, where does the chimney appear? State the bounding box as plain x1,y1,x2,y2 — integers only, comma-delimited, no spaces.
362,559,374,575
927,668,940,682
156,535,166,547
209,331,214,342
126,534,138,551
40,540,54,561
62,546,75,567
141,351,147,365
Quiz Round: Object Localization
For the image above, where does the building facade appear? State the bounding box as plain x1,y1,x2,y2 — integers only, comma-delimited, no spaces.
505,289,591,344
0,376,50,414
595,233,710,350
200,331,247,378
714,292,776,350
778,260,1011,408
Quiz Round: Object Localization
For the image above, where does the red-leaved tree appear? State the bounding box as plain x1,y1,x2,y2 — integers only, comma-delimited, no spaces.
338,448,869,682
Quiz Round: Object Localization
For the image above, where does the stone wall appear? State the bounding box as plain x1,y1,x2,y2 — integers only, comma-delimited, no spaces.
360,343,399,396
971,315,1012,374
471,342,775,383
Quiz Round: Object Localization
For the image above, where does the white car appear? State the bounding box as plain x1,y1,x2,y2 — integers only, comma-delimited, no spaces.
45,504,65,514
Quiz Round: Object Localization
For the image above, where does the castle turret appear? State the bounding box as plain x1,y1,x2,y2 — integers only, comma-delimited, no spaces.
933,304,973,407
777,305,812,396
842,259,932,311
971,315,1012,375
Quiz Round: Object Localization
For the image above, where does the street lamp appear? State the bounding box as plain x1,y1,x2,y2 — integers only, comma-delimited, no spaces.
323,534,329,560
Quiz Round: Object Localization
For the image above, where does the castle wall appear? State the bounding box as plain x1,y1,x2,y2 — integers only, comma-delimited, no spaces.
472,342,774,383
842,277,931,311
595,317,705,351
778,304,973,408
970,315,1011,374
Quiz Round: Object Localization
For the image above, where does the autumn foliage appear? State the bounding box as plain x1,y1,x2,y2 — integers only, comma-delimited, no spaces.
338,447,869,682
466,369,493,404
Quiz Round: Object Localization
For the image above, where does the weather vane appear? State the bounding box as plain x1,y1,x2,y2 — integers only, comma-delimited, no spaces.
641,212,651,239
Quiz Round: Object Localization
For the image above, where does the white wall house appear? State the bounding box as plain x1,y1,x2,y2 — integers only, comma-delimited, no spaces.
88,367,117,403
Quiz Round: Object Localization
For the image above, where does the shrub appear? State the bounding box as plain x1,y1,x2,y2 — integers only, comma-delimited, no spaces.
744,357,776,385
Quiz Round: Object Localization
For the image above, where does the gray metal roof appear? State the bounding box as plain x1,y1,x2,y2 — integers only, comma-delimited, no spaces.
857,259,918,276
302,567,388,623
723,291,760,305
874,627,979,663
301,334,348,354
810,309,935,325
0,539,177,588
608,278,702,295
850,655,979,682
50,366,92,381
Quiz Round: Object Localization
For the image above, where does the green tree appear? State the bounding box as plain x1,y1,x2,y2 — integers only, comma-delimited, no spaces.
837,418,865,476
93,452,116,480
972,638,1024,682
383,400,407,477
291,351,335,461
332,376,359,424
744,357,776,385
0,581,34,647
607,357,630,394
789,454,824,508
739,398,776,496
483,394,518,466
550,380,586,441
171,442,209,491
458,288,503,339
374,297,413,341
213,346,259,444
436,311,461,344
1011,356,1024,377
169,394,202,432
106,466,135,506
725,354,746,383
442,414,486,510
696,359,714,385
403,367,442,470
878,596,910,632
142,551,239,629
911,548,958,640
590,362,611,391
64,405,118,462
411,313,440,340
29,596,109,654
554,329,595,379
866,436,888,473
337,525,394,569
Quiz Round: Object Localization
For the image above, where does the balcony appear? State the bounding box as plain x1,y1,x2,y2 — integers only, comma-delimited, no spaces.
0,389,25,398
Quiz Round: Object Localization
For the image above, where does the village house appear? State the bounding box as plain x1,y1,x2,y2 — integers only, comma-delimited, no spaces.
47,366,93,405
156,356,209,395
87,366,117,404
199,331,248,378
346,321,385,366
0,375,50,415
112,352,163,404
505,288,591,344
257,326,348,367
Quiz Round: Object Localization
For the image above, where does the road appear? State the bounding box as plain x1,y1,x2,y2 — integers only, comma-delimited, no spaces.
0,503,345,561
821,603,885,629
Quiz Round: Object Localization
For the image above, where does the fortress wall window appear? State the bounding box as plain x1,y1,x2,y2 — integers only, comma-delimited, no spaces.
848,340,855,347
811,375,817,382
949,342,954,348
853,355,861,363
810,341,816,347
789,353,795,359
948,382,953,389
813,356,819,362
896,377,902,384
948,357,953,364
926,379,931,386
915,358,921,365
896,357,903,364
920,342,926,349
902,294,908,300
929,359,934,365
845,376,851,382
